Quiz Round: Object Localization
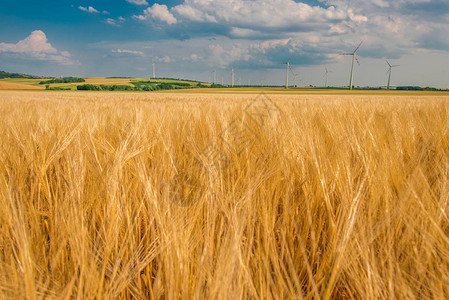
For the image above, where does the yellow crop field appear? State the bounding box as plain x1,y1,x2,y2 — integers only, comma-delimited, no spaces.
0,81,44,90
1,90,449,299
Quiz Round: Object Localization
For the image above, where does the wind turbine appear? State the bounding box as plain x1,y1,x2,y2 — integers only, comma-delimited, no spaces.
231,68,235,87
152,61,156,79
289,65,300,87
213,70,216,85
340,40,363,90
282,57,291,89
386,60,400,90
323,67,332,87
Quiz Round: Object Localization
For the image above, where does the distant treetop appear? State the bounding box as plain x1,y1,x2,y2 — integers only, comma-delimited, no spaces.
0,70,42,79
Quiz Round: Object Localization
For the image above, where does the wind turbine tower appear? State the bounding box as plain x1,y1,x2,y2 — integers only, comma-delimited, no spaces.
386,60,400,90
340,41,363,90
323,67,332,87
152,61,156,79
283,57,291,88
288,65,299,87
213,70,216,84
231,68,235,87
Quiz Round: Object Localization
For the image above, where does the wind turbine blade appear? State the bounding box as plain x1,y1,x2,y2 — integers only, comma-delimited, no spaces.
392,65,400,67
355,55,360,66
289,65,298,76
386,60,392,67
354,40,364,53
340,53,353,56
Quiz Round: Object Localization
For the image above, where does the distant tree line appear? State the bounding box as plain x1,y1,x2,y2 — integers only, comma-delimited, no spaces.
133,81,192,89
133,81,200,91
0,70,42,79
40,77,85,84
77,84,133,91
396,86,447,91
75,81,206,91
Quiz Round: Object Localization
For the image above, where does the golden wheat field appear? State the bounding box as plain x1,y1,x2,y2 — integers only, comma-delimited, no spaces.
1,90,449,299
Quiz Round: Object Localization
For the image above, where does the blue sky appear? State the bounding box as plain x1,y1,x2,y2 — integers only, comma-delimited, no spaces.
1,0,448,87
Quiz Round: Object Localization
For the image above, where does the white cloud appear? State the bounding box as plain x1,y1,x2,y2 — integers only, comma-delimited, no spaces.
207,43,251,67
347,8,368,23
126,0,148,5
184,53,199,62
133,15,146,21
78,6,99,13
153,0,364,30
134,4,177,24
0,30,74,65
112,49,144,55
171,3,217,23
230,27,266,38
127,0,449,70
155,55,174,63
106,18,118,26
106,17,126,27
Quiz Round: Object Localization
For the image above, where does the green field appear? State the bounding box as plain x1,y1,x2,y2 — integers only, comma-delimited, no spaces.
1,77,448,95
0,77,207,91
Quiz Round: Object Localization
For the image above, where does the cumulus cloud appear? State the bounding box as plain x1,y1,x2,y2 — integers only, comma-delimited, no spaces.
79,6,99,13
206,43,252,67
136,0,365,33
134,4,177,24
0,30,74,65
173,0,353,27
131,0,449,59
248,37,338,66
126,0,148,5
104,0,449,80
321,0,449,53
112,49,144,55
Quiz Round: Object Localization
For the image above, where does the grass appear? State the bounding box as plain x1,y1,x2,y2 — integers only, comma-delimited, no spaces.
1,91,449,299
1,77,448,95
0,78,205,91
0,78,43,85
